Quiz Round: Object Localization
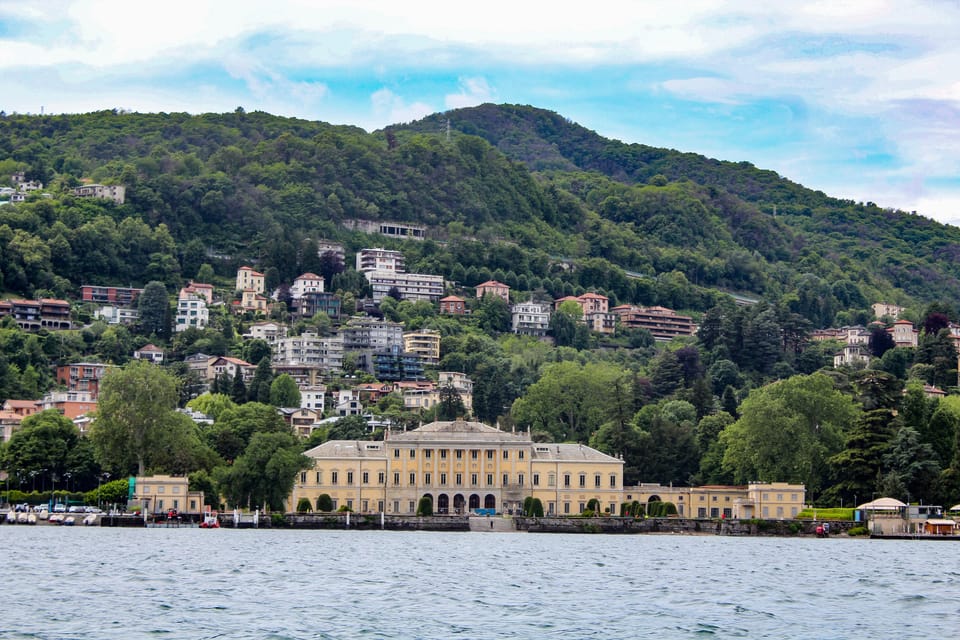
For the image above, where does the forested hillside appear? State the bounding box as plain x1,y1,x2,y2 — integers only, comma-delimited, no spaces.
3,104,960,317
2,104,960,510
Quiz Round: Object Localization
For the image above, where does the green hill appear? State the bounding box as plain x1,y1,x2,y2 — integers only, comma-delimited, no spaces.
0,104,957,324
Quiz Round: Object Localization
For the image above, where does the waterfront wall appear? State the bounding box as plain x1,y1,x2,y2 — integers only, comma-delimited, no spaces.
281,513,471,531
514,516,862,536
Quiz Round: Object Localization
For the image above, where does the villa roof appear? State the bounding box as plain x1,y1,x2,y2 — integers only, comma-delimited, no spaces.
388,419,529,444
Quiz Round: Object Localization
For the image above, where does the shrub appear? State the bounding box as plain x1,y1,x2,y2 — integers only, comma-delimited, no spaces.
586,498,601,514
523,496,533,516
530,498,544,517
580,509,596,518
337,504,353,513
847,526,869,536
316,494,333,512
416,496,433,516
296,497,312,513
271,513,286,527
788,522,802,534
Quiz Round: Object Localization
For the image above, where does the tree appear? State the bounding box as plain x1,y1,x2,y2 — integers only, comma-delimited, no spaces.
436,385,467,421
187,393,237,421
247,357,274,404
1,410,82,486
230,372,247,404
417,495,433,516
868,326,895,358
269,374,301,407
138,281,169,337
218,431,311,511
89,360,182,476
883,427,941,502
206,402,289,462
243,339,272,366
824,408,896,506
720,373,859,497
195,263,215,284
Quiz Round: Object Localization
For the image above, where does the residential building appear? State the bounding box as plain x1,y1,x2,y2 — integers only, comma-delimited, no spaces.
185,353,213,379
207,356,255,383
134,344,164,364
400,383,440,411
274,331,324,366
290,273,325,298
55,362,118,399
336,389,364,416
403,330,441,366
293,291,341,320
94,305,139,325
0,298,72,331
180,281,214,304
272,364,325,387
0,411,23,443
872,302,903,319
586,312,616,335
237,289,269,313
81,285,143,306
39,391,96,420
300,385,327,412
132,475,204,515
888,320,918,348
287,408,324,438
354,383,395,405
511,301,551,337
356,248,405,273
3,399,40,418
72,183,125,204
243,321,288,346
476,280,510,302
288,420,624,516
623,482,805,519
175,291,209,332
610,305,696,341
833,344,870,368
365,345,427,382
236,266,265,294
440,295,467,315
365,270,445,302
340,317,404,351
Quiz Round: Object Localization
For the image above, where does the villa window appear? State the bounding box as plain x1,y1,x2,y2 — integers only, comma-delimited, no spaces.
331,471,338,485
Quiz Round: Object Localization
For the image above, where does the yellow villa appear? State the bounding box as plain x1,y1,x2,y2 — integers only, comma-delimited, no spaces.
288,420,624,516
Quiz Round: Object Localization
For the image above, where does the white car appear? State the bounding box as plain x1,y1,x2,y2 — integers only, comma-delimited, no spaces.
53,504,67,513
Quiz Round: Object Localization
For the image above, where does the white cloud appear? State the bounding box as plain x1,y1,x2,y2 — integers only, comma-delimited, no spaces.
370,88,433,126
444,77,494,110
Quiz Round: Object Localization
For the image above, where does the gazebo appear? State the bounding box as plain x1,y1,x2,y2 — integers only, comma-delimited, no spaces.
856,497,907,511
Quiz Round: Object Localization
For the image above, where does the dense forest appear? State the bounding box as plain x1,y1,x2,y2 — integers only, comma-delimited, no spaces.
1,104,959,511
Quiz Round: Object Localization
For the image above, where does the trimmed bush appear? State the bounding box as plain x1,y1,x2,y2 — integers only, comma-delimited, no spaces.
847,526,869,536
586,498,601,514
296,497,312,513
337,504,353,513
316,494,333,512
530,498,544,518
523,496,533,516
416,496,433,516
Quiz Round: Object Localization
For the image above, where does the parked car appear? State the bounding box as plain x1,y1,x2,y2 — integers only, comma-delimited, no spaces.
68,506,82,513
53,504,67,513
33,504,48,513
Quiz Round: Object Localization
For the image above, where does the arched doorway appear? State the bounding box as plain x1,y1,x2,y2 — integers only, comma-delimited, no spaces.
453,494,465,515
484,494,496,510
469,494,480,510
437,494,450,514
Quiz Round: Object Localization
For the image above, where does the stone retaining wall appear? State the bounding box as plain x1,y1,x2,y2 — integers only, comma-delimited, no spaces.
514,516,862,536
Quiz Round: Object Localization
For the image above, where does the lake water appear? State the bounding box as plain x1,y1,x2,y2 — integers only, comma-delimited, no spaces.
2,527,958,639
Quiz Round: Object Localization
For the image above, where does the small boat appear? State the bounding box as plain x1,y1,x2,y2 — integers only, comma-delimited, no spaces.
83,514,97,526
49,514,64,525
17,512,29,524
199,512,219,529
63,516,75,526
5,511,15,524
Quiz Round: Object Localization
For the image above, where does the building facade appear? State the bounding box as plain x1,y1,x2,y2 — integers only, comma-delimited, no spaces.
236,266,265,294
289,420,624,517
403,330,441,366
511,301,551,337
365,271,445,302
476,280,510,302
610,305,696,341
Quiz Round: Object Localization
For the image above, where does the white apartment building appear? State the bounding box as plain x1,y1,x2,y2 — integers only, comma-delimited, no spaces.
290,273,324,299
511,301,552,337
175,293,209,332
365,271,444,302
356,248,406,273
300,385,327,412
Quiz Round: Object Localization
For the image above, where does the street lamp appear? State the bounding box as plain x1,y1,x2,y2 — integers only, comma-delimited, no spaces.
98,472,110,509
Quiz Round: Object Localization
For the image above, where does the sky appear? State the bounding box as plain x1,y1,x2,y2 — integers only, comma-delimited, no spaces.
1,0,959,224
